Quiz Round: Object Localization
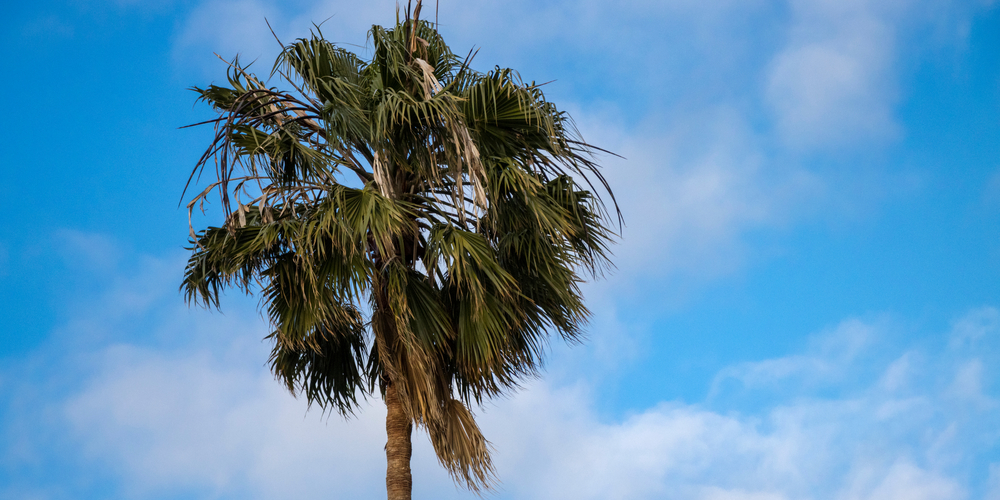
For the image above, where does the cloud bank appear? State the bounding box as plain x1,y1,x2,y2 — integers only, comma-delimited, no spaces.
3,242,999,499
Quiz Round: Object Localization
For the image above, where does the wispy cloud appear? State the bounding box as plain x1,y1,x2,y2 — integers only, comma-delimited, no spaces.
709,318,878,396
765,0,902,149
567,108,819,290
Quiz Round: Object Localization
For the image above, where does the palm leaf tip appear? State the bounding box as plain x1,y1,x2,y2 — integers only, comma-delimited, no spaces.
427,398,498,492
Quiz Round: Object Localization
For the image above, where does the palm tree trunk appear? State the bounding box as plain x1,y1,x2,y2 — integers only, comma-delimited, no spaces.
385,382,413,500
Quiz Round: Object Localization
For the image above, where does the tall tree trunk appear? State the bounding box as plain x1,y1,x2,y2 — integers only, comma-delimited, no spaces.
385,382,413,500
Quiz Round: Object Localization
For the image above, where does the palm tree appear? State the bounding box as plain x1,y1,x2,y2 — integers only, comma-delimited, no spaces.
180,4,618,499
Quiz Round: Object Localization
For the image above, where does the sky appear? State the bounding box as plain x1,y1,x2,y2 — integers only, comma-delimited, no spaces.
3,0,1000,498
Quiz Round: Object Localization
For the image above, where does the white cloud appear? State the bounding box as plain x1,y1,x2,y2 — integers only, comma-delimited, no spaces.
765,0,902,148
64,343,389,498
5,245,998,500
839,461,964,500
949,306,1000,349
54,229,122,272
569,107,823,291
468,329,982,500
986,463,1000,500
700,488,789,500
709,318,877,395
172,0,285,77
171,0,396,80
763,0,989,150
878,351,915,392
948,359,995,407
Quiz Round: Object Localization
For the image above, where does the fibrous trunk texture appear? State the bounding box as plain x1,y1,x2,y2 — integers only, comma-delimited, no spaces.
386,382,413,500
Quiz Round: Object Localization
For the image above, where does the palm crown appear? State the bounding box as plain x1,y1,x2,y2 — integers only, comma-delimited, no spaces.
181,7,617,495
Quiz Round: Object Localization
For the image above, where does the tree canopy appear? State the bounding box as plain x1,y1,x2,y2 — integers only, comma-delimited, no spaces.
181,6,618,495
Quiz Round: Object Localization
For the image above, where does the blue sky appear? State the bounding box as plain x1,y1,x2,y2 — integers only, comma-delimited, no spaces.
3,0,1000,498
